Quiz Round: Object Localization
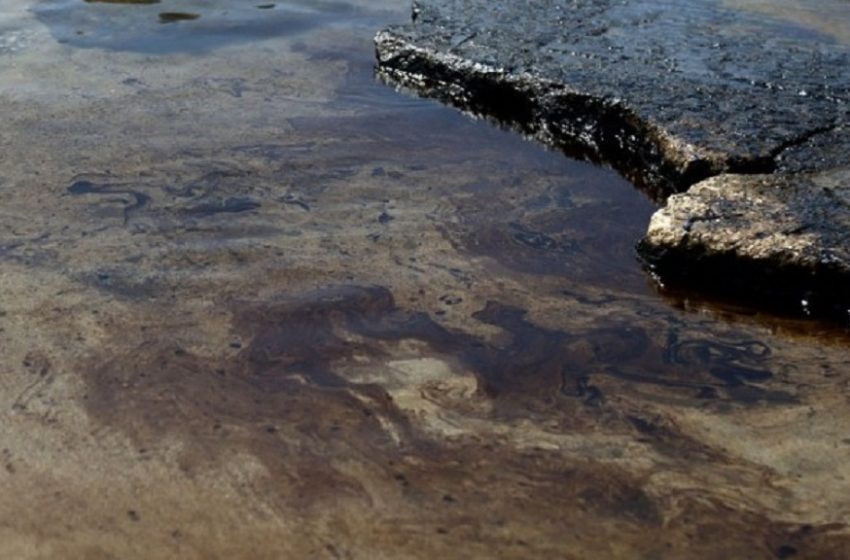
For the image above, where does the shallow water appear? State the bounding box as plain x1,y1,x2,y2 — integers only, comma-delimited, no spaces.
1,0,850,558
34,0,379,52
726,0,850,44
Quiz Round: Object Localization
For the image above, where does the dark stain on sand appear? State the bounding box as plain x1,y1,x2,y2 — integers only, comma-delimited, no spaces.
72,285,841,554
79,284,790,460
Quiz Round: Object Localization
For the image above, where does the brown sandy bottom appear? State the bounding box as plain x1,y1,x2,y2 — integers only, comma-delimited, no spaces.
1,1,850,558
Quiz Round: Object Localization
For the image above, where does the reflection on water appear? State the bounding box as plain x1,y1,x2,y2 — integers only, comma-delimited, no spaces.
2,0,850,558
726,0,850,44
33,0,380,52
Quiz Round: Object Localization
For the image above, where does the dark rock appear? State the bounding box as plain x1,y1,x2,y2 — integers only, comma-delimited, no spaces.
375,0,850,197
375,0,850,319
776,124,850,175
638,168,850,320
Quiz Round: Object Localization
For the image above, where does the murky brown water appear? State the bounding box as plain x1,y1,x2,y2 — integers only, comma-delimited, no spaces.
1,1,850,558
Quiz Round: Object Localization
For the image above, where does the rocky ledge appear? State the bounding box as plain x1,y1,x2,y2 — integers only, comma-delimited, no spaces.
375,0,850,319
639,166,850,321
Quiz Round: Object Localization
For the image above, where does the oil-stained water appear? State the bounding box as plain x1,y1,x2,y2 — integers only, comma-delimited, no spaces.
1,1,850,558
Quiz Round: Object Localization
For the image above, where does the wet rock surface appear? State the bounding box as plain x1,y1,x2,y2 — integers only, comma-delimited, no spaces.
2,0,850,558
375,0,850,320
375,0,850,195
640,168,850,320
775,124,850,175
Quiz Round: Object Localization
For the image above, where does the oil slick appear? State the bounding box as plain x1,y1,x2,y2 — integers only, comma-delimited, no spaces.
1,0,850,557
